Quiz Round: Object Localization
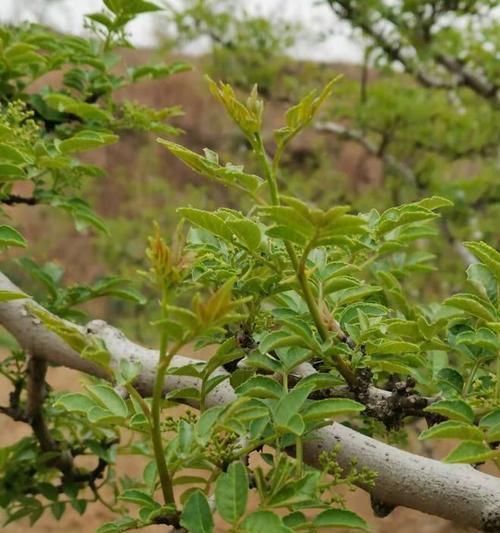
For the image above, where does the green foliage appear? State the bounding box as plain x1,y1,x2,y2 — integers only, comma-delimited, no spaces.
1,2,500,532
18,256,145,321
0,4,188,241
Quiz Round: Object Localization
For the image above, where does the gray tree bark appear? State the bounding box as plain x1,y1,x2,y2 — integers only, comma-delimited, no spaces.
0,271,499,532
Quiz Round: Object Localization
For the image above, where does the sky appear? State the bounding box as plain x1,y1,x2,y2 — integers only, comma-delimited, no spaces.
0,0,364,63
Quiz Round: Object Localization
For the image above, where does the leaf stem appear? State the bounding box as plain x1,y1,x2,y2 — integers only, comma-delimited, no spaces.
125,383,152,420
151,284,176,508
463,358,481,398
254,135,280,206
254,138,356,386
295,435,303,477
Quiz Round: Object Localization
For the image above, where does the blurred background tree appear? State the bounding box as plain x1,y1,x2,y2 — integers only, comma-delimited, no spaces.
318,0,500,267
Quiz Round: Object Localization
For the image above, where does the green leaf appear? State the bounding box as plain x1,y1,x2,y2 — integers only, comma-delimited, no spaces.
467,263,497,303
424,400,474,424
85,384,128,418
282,413,305,435
377,204,438,235
486,423,500,443
444,441,499,464
38,482,59,501
267,471,320,507
29,305,88,352
223,398,269,434
242,511,293,533
437,368,464,393
118,489,158,508
50,502,65,521
419,420,483,441
104,0,161,15
226,219,261,250
333,285,382,307
283,512,307,528
70,499,87,515
416,196,454,210
206,77,263,138
313,509,369,530
479,409,500,428
260,206,314,241
180,490,214,533
259,330,309,353
301,398,365,421
266,224,307,245
53,197,109,234
88,405,124,424
158,139,262,193
204,338,242,377
215,462,248,525
444,293,497,322
464,242,500,281
59,130,118,153
366,340,419,355
0,163,26,178
86,12,114,29
197,406,226,441
178,208,232,241
0,225,27,248
235,376,284,399
44,94,111,122
456,327,499,352
294,373,343,392
274,77,340,150
273,384,314,426
55,392,97,414
96,517,137,533
244,352,282,373
0,143,32,164
130,60,191,81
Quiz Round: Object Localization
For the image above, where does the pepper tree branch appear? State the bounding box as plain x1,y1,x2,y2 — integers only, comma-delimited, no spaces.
0,271,499,530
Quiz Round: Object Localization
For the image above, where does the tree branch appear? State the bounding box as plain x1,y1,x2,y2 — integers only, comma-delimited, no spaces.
328,0,499,104
0,271,499,531
1,194,38,206
26,356,61,455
